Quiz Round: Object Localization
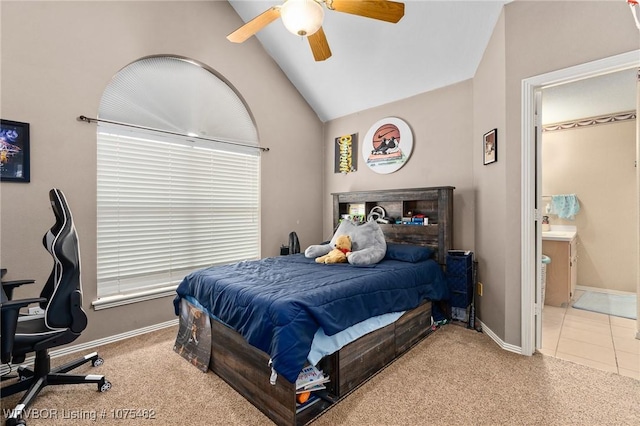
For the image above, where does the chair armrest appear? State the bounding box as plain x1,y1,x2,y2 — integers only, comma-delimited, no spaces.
1,296,46,311
1,297,46,363
2,279,36,287
2,279,37,300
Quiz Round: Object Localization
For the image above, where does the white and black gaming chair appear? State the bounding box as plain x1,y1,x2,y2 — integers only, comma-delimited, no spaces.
0,188,111,426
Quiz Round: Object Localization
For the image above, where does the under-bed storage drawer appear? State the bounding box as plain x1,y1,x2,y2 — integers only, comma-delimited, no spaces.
337,323,395,396
395,300,432,355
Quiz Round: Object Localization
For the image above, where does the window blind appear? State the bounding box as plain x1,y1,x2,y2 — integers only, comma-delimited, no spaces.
96,128,260,298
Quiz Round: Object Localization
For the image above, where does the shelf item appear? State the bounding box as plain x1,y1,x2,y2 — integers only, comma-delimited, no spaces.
296,365,330,393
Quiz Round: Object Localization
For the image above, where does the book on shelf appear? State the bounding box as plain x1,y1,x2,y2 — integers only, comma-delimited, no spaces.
296,394,321,413
296,365,330,392
296,382,326,394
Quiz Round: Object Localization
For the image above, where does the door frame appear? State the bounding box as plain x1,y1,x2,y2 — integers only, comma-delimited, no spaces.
520,50,640,356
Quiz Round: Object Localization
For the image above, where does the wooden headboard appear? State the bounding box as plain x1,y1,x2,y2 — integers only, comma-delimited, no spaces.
331,187,454,265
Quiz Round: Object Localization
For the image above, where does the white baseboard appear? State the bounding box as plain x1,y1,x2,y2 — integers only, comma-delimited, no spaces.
477,320,523,355
1,319,178,376
575,285,636,296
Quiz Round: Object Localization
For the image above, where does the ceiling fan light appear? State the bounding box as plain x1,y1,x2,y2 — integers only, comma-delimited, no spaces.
280,0,324,37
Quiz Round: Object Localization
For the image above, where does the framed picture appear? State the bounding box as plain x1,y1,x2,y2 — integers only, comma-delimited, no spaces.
334,133,358,174
1,119,30,182
483,128,497,165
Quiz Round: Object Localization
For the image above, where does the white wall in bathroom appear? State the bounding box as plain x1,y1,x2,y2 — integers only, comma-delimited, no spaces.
542,119,637,293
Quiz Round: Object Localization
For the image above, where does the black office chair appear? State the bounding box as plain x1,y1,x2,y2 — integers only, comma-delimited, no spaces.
0,188,111,426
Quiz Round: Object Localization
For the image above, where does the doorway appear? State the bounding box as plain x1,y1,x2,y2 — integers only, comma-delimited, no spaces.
520,50,640,357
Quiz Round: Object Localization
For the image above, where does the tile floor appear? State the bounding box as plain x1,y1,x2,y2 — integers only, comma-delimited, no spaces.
539,290,640,380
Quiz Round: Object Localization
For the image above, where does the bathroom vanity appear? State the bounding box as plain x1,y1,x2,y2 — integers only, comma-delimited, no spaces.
542,230,577,307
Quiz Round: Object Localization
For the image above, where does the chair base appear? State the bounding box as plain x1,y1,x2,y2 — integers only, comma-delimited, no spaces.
2,350,111,426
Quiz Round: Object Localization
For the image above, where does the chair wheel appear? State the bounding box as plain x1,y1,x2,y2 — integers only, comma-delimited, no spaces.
99,380,112,392
92,356,104,367
6,418,26,426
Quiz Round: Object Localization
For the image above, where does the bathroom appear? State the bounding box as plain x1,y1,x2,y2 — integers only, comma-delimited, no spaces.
541,68,638,302
537,67,639,377
536,66,640,379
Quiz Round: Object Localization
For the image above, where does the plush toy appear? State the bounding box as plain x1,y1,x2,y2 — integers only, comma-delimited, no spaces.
305,220,387,266
315,235,352,264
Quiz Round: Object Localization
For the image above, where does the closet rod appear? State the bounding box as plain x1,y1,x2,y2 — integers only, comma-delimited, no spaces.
77,115,269,152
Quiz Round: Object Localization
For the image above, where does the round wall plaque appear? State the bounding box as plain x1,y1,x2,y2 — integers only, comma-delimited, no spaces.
362,117,413,174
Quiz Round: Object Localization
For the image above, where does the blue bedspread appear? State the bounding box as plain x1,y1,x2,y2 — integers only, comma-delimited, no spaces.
173,254,448,383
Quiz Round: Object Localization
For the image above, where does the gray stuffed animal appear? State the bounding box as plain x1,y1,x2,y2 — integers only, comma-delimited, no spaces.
305,220,387,266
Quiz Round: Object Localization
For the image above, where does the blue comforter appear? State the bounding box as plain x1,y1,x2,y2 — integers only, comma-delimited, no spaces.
173,254,448,383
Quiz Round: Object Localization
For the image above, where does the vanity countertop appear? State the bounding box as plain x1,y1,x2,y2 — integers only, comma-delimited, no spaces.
542,230,576,242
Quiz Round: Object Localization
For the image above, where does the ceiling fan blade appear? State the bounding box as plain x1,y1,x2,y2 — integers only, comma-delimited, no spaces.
329,0,405,23
227,7,281,43
308,27,332,61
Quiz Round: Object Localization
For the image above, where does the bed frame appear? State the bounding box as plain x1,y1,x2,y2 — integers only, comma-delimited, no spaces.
180,187,454,425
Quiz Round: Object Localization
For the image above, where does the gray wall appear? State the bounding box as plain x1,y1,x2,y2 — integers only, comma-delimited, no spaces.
322,80,476,251
0,1,323,343
472,9,508,339
498,0,637,345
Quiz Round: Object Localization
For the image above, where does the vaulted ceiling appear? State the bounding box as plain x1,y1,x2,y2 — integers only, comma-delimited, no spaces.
226,1,637,124
227,0,509,122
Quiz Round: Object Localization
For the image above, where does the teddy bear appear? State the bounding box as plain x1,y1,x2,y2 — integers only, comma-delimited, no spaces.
305,220,387,266
315,234,352,264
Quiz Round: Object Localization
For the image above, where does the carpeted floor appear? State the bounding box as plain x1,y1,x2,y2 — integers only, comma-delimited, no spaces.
2,324,639,425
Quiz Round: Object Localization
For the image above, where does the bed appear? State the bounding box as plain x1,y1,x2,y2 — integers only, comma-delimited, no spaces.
172,186,454,425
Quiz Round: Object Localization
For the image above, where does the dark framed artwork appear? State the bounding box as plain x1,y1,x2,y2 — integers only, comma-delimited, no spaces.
0,119,30,182
483,128,497,165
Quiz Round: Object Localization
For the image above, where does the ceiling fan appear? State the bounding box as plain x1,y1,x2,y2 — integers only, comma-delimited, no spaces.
227,0,405,62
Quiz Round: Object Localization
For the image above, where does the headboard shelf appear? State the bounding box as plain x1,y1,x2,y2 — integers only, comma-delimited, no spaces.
332,187,454,264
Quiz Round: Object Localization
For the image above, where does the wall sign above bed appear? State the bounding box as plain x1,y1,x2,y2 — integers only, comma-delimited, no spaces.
362,117,413,174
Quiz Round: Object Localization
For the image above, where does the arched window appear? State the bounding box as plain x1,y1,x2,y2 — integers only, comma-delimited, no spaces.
94,56,260,309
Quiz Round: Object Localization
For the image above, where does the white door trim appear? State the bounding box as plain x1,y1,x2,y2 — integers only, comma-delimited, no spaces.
520,50,640,356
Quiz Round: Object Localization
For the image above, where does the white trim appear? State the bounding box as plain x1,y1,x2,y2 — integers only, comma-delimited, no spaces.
478,320,522,355
636,67,640,338
521,50,640,355
0,319,178,376
575,285,636,297
92,286,178,310
534,90,543,351
521,77,537,356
